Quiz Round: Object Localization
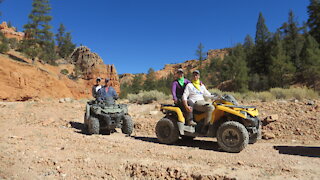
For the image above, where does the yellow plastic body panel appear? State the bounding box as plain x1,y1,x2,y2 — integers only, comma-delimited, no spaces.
161,102,259,125
161,106,185,123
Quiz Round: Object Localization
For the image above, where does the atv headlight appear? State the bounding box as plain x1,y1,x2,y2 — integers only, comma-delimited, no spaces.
240,111,247,118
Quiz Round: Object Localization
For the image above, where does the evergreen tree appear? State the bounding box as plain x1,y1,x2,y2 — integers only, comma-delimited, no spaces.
280,10,304,71
131,74,143,94
21,0,57,64
243,34,255,71
229,45,249,92
0,32,9,53
307,0,320,44
196,42,206,67
253,12,271,75
300,34,320,89
0,0,3,18
144,68,156,90
219,45,248,92
56,23,76,58
268,32,295,87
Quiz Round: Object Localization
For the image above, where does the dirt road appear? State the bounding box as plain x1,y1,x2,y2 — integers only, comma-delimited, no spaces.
0,100,319,179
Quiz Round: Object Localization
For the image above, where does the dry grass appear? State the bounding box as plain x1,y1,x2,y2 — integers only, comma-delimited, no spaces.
127,90,170,104
209,87,319,102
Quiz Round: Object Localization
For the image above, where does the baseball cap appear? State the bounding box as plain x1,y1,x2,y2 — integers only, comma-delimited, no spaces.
105,78,110,82
176,68,184,73
192,70,200,74
96,77,102,81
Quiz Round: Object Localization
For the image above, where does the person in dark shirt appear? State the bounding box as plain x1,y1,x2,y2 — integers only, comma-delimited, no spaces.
171,68,196,126
96,78,118,103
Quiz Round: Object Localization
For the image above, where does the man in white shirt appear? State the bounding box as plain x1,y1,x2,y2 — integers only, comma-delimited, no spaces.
182,70,217,133
92,77,102,98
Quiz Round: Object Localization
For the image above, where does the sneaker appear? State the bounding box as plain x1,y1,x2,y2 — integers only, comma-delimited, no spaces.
187,120,197,126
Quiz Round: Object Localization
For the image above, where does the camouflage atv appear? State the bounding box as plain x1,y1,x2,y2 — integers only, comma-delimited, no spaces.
84,97,133,135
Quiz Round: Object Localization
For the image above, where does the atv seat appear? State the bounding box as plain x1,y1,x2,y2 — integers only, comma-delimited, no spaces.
161,104,176,107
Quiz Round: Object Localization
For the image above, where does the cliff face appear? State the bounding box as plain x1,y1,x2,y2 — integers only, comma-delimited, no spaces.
0,22,25,41
0,46,121,101
68,46,120,94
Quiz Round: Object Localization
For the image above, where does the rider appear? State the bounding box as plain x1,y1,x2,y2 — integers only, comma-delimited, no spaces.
92,77,102,98
182,70,218,133
171,68,196,126
96,78,118,102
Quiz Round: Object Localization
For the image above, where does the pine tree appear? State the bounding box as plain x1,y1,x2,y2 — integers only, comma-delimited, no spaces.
307,0,320,44
243,34,255,72
131,74,143,94
21,0,56,64
253,12,271,75
268,32,295,87
280,10,304,71
220,45,249,92
0,31,9,53
300,34,320,89
144,68,156,90
56,23,76,58
0,0,3,18
196,42,206,67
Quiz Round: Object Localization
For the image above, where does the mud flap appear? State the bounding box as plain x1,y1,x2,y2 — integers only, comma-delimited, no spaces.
177,122,195,135
86,103,90,120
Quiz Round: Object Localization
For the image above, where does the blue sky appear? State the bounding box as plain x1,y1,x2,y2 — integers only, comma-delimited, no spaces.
0,0,310,74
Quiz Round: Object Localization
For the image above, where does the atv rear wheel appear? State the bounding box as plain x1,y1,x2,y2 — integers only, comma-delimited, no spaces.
156,118,179,144
88,116,100,135
217,121,249,153
121,115,134,135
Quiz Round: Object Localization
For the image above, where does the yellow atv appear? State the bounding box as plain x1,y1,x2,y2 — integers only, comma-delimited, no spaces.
155,95,261,153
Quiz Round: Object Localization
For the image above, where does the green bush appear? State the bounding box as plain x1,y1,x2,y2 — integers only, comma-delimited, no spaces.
127,90,170,104
0,42,9,53
8,38,18,49
60,69,69,75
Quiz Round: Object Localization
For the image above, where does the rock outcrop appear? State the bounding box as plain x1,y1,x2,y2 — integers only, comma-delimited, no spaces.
69,46,120,93
119,48,229,85
0,22,25,41
207,48,229,60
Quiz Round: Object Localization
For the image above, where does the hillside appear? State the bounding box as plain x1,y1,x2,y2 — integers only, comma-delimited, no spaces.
0,48,120,101
119,49,229,85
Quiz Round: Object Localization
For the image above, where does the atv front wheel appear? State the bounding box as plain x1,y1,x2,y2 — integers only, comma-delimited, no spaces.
156,118,179,144
88,116,100,135
249,125,262,144
217,121,249,153
121,115,134,135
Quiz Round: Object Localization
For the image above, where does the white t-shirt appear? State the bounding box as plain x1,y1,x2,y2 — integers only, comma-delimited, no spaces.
95,85,102,92
182,83,214,104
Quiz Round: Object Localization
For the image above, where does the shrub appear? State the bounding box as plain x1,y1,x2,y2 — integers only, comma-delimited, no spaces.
127,90,170,104
0,42,9,53
254,92,275,102
60,69,69,75
8,38,18,49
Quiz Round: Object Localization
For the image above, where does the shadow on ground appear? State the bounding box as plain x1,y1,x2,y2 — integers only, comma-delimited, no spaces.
274,146,320,158
132,136,223,152
69,121,118,135
69,121,90,135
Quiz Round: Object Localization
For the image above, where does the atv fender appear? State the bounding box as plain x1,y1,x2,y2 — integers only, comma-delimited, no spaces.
161,106,185,123
215,105,246,119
